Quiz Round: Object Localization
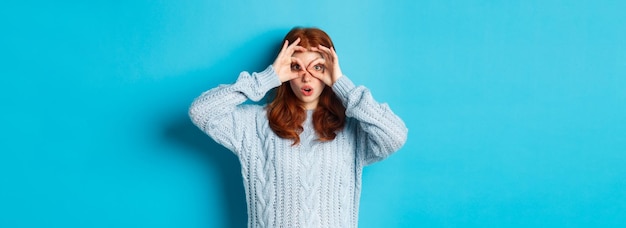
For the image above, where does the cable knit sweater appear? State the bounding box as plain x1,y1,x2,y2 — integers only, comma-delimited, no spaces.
189,65,408,228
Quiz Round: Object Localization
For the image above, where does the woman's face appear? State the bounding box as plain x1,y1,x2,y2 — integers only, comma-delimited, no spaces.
289,51,326,110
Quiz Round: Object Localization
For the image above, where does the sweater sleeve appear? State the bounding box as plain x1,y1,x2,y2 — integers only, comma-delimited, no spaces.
332,76,408,165
188,65,281,154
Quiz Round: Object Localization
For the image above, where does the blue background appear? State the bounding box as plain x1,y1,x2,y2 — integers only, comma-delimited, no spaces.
1,0,625,227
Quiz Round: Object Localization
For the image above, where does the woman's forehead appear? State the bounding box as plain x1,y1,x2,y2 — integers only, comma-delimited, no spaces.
291,51,323,61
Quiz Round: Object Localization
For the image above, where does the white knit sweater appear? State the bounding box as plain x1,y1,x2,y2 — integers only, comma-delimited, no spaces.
189,65,408,228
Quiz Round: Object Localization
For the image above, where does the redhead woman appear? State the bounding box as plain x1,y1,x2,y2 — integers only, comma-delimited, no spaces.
189,27,408,228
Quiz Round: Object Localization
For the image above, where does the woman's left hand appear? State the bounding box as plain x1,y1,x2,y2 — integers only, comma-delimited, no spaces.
308,45,343,86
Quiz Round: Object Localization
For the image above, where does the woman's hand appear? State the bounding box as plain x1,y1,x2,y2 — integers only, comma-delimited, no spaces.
308,45,343,86
272,38,307,83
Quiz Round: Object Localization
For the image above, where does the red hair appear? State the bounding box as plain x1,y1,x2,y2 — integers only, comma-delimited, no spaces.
267,27,346,145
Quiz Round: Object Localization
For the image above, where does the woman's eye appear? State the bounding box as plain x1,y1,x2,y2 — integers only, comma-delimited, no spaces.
313,65,324,71
291,64,301,71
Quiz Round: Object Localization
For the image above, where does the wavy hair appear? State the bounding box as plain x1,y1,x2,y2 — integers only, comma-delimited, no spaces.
266,27,346,145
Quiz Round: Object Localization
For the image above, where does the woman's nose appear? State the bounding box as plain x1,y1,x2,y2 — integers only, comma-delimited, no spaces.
300,71,312,82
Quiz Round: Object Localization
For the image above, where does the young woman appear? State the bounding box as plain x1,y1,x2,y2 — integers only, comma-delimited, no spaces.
189,27,408,228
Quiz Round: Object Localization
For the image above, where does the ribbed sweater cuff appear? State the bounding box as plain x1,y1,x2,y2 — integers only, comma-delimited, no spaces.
332,75,356,101
256,65,282,93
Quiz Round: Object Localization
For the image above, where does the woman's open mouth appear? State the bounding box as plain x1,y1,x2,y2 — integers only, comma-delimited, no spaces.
301,86,314,96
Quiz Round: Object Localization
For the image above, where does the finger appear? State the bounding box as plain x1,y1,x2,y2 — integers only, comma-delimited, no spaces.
292,46,307,53
330,47,339,62
282,40,289,51
286,38,306,55
309,46,327,57
315,45,333,56
279,38,300,57
276,40,289,59
314,45,334,63
290,57,306,72
309,47,324,60
314,46,335,69
287,37,301,49
306,58,326,72
292,57,305,67
319,46,340,68
278,57,304,81
293,37,301,45
306,58,328,80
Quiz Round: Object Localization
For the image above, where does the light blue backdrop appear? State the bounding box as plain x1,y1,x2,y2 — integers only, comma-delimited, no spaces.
1,0,625,227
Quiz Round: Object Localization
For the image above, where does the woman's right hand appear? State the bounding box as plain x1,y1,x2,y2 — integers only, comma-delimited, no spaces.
272,38,307,83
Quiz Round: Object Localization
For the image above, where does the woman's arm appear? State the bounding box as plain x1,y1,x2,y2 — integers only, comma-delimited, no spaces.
308,45,408,165
189,38,305,153
188,66,280,153
333,76,408,165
